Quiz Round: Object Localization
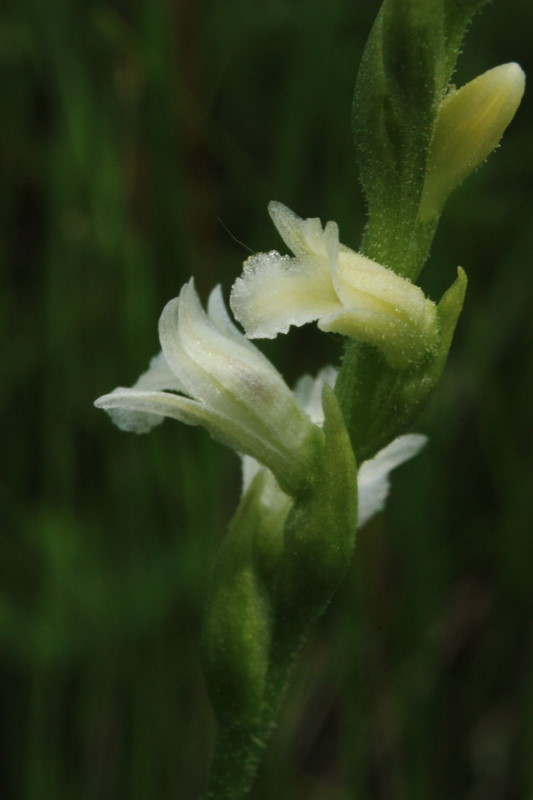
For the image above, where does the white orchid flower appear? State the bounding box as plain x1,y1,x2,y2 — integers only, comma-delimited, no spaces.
230,202,438,369
241,368,427,529
94,280,322,494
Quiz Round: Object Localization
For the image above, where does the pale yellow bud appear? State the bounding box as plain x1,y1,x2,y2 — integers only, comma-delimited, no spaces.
419,63,525,221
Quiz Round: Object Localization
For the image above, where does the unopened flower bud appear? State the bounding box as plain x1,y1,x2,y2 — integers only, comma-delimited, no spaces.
419,63,525,221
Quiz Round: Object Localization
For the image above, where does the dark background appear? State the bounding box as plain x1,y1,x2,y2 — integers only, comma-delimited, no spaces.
1,0,532,797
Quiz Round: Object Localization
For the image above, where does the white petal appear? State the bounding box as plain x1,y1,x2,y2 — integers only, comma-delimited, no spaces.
318,306,422,368
134,351,186,393
159,283,239,419
164,282,308,437
325,248,438,367
94,352,186,433
96,396,165,434
157,281,317,489
357,434,427,527
206,285,260,354
293,366,337,425
268,201,326,257
240,457,292,530
241,365,337,498
95,389,299,479
241,454,262,495
230,250,339,339
335,249,432,321
94,388,205,434
161,281,278,411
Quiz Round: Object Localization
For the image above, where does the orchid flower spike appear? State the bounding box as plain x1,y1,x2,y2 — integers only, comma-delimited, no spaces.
230,202,439,369
94,280,323,495
241,367,427,529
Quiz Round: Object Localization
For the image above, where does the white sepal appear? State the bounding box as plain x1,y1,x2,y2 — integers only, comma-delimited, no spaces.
357,433,427,528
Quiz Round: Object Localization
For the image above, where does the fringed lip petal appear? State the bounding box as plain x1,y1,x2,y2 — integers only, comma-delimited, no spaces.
229,201,343,340
230,250,339,339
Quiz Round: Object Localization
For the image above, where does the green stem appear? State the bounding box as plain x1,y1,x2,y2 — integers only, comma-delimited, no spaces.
203,636,299,800
360,215,438,281
203,721,272,800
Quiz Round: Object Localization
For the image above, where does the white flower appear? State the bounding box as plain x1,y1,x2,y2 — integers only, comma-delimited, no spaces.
230,202,438,369
241,368,427,529
94,280,322,494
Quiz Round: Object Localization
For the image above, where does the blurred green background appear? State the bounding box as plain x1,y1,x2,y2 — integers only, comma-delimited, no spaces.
1,0,532,798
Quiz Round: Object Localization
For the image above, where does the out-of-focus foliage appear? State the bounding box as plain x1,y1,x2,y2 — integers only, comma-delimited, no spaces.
1,0,531,798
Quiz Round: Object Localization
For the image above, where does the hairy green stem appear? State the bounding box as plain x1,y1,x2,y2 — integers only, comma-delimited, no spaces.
203,633,302,800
